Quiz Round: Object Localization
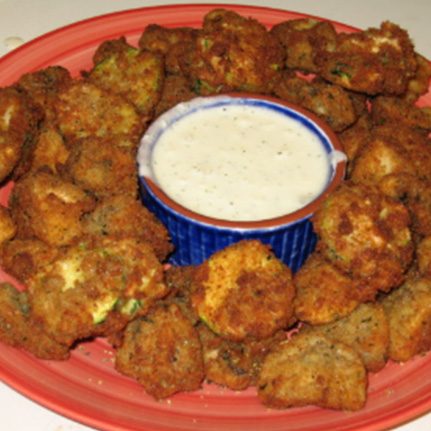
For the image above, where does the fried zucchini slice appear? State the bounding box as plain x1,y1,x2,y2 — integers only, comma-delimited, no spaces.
27,237,168,347
293,252,361,324
313,181,413,299
191,240,295,341
89,37,164,116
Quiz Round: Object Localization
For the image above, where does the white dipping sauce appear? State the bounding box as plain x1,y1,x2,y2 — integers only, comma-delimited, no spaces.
150,103,330,221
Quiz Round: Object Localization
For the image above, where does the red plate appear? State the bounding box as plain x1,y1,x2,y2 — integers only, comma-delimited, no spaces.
1,4,431,431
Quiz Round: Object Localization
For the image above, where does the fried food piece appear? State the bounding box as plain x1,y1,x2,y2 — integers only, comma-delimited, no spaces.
154,74,195,117
89,37,164,117
28,125,70,175
0,86,41,183
338,114,372,165
181,9,284,94
64,136,138,199
417,236,431,277
372,96,431,131
0,239,58,284
27,236,167,346
274,72,358,132
191,240,295,341
304,303,389,372
139,24,198,75
381,276,431,362
404,53,431,102
16,66,72,121
54,80,142,142
257,332,367,411
313,182,413,299
0,283,69,360
82,194,173,261
198,323,285,390
293,253,361,324
270,18,337,73
378,174,431,237
115,303,204,399
164,265,199,324
0,205,16,245
10,169,95,247
315,21,417,95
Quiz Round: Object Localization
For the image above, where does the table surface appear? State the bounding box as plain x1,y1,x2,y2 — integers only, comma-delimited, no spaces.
0,0,431,430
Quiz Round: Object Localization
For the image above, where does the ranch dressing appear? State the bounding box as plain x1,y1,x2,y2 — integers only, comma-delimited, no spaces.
150,103,331,221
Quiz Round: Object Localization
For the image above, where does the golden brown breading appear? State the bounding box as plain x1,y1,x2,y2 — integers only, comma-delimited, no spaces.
164,265,199,324
27,236,168,347
0,238,59,284
139,24,198,75
54,80,142,143
9,169,95,247
304,303,389,372
198,323,285,391
371,95,431,131
273,71,358,132
154,74,195,117
0,283,70,360
82,194,173,261
27,125,69,175
191,240,295,341
270,18,337,74
315,21,417,95
257,332,367,411
115,303,204,399
404,53,431,102
0,86,41,183
338,114,372,166
179,9,284,95
16,66,72,122
89,37,164,118
0,205,16,245
313,181,413,299
416,236,431,277
64,136,138,199
381,276,431,362
293,253,361,324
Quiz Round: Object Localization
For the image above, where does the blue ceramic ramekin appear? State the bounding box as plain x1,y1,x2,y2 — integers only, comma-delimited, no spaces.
137,94,345,271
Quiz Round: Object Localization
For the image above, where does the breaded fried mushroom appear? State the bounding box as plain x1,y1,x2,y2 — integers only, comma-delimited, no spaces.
9,169,95,247
198,323,285,391
381,276,431,362
293,252,361,325
191,240,295,341
27,236,168,347
304,303,389,372
115,303,204,399
0,283,69,360
257,332,367,411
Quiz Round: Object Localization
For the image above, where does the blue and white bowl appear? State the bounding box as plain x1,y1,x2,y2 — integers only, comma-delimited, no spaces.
138,94,346,271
